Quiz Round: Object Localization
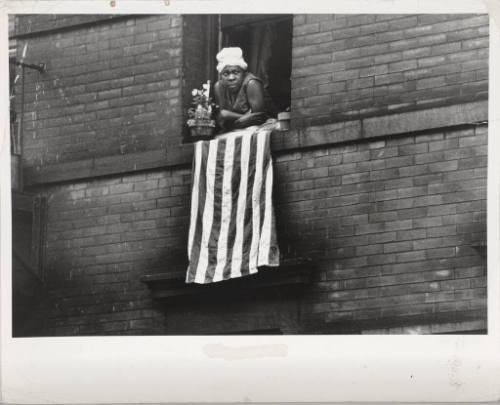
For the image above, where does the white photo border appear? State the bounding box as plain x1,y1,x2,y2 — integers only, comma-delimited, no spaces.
1,1,499,403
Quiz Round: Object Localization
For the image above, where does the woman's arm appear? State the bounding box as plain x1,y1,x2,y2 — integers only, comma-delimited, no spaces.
245,79,266,113
233,79,267,128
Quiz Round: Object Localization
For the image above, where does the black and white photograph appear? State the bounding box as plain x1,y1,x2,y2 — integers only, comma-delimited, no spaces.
8,12,489,337
3,1,500,402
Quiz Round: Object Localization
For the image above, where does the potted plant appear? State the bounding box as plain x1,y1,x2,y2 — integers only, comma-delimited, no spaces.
187,80,216,140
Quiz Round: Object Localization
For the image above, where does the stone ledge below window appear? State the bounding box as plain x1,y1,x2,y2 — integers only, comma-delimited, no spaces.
140,258,315,301
24,100,487,186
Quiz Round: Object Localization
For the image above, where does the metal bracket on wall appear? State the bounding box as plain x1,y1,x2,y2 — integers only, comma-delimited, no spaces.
10,59,46,73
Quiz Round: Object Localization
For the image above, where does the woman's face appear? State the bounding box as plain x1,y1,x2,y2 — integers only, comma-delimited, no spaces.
220,65,244,91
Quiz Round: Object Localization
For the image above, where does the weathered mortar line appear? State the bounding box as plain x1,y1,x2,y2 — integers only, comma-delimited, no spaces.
10,15,149,40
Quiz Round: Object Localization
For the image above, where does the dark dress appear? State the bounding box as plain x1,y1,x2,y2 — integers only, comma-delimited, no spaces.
216,72,276,120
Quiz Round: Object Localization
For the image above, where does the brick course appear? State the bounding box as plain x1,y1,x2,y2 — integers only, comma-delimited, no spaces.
274,125,486,331
16,15,183,168
291,14,488,127
38,167,191,335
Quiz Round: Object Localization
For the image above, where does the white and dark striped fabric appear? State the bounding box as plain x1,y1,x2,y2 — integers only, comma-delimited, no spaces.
186,125,280,284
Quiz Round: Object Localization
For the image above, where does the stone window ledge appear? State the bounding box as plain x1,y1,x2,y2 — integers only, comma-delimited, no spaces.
140,258,315,301
24,100,487,186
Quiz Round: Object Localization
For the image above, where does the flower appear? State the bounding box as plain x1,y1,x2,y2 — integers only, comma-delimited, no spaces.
187,82,214,121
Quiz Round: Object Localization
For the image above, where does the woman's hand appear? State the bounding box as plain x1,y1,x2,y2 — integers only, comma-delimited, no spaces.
233,112,267,129
217,109,243,129
219,109,242,121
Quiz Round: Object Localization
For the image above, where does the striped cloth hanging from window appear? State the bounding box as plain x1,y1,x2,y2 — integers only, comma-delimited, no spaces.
186,125,280,284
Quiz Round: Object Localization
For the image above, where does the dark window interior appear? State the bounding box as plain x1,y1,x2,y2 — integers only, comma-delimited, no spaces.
12,193,46,280
12,192,46,337
221,15,293,113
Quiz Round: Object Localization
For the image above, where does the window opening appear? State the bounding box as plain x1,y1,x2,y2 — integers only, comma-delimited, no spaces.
12,193,47,281
220,15,293,112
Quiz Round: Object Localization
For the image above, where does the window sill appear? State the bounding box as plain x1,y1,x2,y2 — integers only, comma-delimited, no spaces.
24,100,487,186
140,258,315,301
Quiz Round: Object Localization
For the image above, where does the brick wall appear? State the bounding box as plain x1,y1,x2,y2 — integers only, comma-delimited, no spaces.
291,14,489,126
16,15,121,35
26,124,486,335
16,15,183,167
9,15,16,36
274,125,487,332
34,168,189,335
30,166,301,335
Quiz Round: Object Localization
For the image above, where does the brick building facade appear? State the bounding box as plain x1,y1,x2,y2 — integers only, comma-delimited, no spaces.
10,14,488,336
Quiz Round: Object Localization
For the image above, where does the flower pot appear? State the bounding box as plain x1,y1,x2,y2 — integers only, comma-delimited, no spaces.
187,119,216,140
277,111,291,131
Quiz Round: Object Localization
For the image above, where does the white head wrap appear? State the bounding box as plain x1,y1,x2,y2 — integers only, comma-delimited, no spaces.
216,47,248,73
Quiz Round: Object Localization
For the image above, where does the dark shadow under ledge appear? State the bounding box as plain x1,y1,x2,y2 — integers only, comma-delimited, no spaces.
140,258,315,301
